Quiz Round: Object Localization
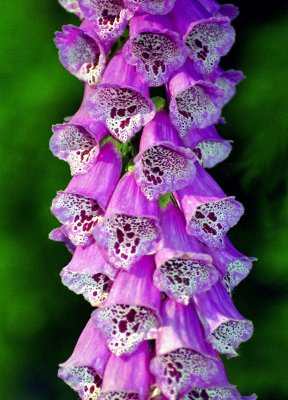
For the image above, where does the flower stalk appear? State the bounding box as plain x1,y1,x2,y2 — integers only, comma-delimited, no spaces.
51,0,257,398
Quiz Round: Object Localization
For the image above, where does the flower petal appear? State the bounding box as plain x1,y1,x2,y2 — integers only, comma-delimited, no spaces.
92,256,161,355
176,164,244,249
123,14,186,86
58,319,110,399
194,282,254,357
87,52,155,142
100,342,151,399
168,60,225,136
78,0,132,44
55,24,106,85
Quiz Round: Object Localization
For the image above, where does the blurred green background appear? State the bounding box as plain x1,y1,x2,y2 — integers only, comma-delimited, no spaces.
0,1,287,399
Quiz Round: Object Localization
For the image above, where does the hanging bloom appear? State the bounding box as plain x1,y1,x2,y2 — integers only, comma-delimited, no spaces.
150,298,222,399
194,281,254,357
168,59,225,137
58,318,110,399
99,342,151,399
124,0,175,15
170,0,235,75
87,51,155,142
50,85,111,176
123,13,186,86
58,0,84,18
182,125,232,168
51,142,122,246
60,242,117,306
55,21,108,86
202,238,257,294
92,256,161,355
175,163,244,248
134,110,196,200
154,203,219,304
50,122,106,176
78,0,132,44
94,172,162,269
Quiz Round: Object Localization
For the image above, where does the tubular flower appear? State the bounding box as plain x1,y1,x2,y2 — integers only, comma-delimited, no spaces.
202,238,257,294
193,281,254,357
92,256,161,355
55,21,108,86
51,0,257,399
58,318,110,399
153,203,219,304
134,110,196,200
170,0,235,75
123,13,186,86
167,59,225,136
60,242,117,306
99,342,152,399
51,142,122,246
93,172,162,269
87,51,155,142
150,299,222,399
78,0,133,45
182,125,232,168
175,163,244,249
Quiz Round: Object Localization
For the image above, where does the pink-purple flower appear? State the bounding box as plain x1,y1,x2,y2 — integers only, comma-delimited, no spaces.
51,0,257,398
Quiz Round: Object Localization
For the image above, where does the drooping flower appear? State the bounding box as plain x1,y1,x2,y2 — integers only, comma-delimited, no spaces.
99,342,152,399
60,242,117,306
78,0,133,44
55,21,108,86
92,256,161,355
50,84,110,176
170,0,235,75
175,162,244,248
94,172,162,269
153,203,219,304
51,142,122,246
150,298,222,399
193,281,254,357
182,124,232,168
123,13,186,86
202,238,257,294
134,110,196,200
168,59,225,137
58,318,110,399
87,51,155,142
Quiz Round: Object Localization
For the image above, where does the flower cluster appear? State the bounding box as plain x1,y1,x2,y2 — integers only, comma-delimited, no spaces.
50,0,257,399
